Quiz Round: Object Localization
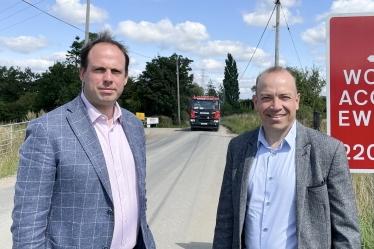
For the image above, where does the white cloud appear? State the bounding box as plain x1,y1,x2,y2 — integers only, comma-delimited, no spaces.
316,0,374,21
116,19,209,50
303,0,374,49
192,40,272,67
194,59,225,74
242,0,303,27
41,52,67,61
0,59,54,72
129,57,139,67
128,69,142,79
314,55,326,63
0,35,50,54
301,22,326,46
52,0,108,25
115,18,275,67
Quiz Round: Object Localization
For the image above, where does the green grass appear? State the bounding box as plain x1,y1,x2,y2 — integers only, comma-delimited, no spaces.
221,113,374,248
0,152,19,178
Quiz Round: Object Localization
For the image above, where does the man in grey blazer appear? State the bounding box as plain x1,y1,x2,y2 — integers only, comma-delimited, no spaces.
213,66,360,248
11,31,155,249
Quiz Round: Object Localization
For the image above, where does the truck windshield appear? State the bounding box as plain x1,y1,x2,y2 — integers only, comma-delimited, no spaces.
192,100,219,110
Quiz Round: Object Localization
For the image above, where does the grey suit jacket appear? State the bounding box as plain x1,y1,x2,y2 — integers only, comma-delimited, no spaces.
11,95,155,249
213,121,360,249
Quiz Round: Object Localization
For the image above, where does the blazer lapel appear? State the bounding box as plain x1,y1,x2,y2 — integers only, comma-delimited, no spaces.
238,129,259,227
65,96,113,202
295,122,311,237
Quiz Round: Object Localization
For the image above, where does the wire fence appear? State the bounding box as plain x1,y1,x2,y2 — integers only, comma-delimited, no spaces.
0,121,29,156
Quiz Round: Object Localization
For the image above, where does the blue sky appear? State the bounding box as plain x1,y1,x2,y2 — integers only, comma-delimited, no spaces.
1,0,373,99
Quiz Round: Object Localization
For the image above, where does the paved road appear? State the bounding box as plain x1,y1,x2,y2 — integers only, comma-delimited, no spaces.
0,126,235,248
146,127,234,248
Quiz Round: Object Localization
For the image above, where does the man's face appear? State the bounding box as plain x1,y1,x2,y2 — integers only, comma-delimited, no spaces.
253,70,300,135
79,43,128,113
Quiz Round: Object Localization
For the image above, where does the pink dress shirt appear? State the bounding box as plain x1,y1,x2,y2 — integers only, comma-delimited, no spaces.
81,93,139,249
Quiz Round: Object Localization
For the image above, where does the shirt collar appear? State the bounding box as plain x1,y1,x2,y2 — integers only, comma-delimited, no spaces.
257,120,297,150
80,92,122,124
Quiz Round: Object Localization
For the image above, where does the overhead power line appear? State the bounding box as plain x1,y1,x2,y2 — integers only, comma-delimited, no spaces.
21,0,86,33
23,0,153,59
0,0,45,22
0,0,74,31
238,4,277,82
0,1,23,14
280,3,303,69
285,0,300,16
0,0,159,60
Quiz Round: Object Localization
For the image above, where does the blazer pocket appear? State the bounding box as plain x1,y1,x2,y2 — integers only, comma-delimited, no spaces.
307,177,326,189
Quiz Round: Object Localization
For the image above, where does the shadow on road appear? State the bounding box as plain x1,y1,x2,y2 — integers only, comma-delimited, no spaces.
175,242,213,249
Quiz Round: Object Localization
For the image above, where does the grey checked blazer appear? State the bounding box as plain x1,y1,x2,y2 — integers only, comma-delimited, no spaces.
11,95,155,249
213,122,361,249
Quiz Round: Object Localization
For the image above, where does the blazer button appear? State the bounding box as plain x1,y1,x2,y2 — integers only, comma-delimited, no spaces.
107,209,113,215
103,247,109,249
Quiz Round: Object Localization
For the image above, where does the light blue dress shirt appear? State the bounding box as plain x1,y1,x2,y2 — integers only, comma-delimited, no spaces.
244,121,297,249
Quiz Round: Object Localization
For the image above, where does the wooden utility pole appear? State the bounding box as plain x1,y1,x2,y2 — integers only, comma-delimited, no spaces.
275,0,281,66
176,58,181,125
84,0,90,45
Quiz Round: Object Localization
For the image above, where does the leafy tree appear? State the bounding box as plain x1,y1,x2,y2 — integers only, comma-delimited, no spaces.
0,66,39,122
66,36,82,67
223,53,240,108
133,54,194,123
66,33,98,67
190,83,204,97
205,79,218,97
34,62,81,112
117,77,137,113
287,66,326,114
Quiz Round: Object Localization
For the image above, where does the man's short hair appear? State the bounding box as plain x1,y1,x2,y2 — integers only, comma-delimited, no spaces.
80,30,130,76
255,66,297,94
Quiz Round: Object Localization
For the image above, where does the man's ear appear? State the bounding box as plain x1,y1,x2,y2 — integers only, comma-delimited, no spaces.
124,74,129,86
79,67,85,82
252,94,259,111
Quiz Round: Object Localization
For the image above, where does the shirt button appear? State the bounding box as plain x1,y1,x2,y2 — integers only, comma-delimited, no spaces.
266,202,270,206
269,177,273,181
122,241,126,246
263,228,268,232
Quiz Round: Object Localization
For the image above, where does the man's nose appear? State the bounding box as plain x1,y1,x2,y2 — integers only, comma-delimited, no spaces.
103,69,113,82
272,97,282,110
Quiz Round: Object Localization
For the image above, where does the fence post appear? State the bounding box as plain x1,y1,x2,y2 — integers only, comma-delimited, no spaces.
313,111,321,131
10,123,13,153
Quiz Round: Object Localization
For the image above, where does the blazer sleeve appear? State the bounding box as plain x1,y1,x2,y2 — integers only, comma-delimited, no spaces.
328,141,361,248
213,140,235,248
11,121,56,249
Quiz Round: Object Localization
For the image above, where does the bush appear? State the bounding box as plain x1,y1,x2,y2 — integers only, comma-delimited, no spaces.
158,115,174,128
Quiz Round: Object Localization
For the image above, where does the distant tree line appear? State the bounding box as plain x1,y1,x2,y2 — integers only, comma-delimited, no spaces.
0,35,326,124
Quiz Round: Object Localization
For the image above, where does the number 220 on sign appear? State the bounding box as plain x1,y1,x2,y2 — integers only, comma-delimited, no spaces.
344,144,374,160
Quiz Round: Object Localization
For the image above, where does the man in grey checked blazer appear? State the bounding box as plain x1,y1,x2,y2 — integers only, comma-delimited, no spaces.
11,31,155,248
213,66,360,248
